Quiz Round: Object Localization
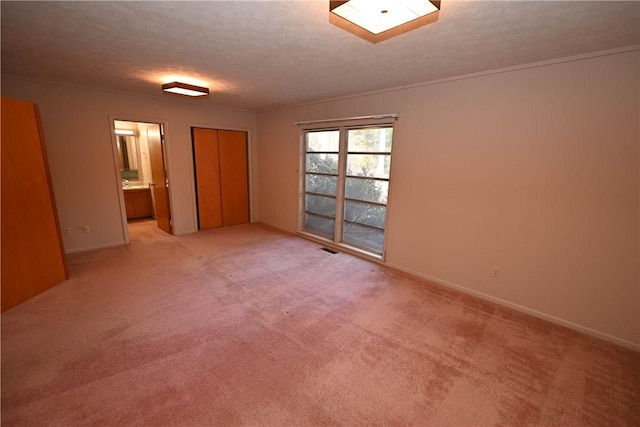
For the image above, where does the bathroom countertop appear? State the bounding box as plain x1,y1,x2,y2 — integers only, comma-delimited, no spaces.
123,185,149,191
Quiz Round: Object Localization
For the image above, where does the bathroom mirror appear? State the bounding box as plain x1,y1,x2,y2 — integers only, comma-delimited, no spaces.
116,132,142,182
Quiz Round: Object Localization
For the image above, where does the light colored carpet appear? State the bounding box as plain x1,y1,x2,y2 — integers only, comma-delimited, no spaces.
2,220,638,426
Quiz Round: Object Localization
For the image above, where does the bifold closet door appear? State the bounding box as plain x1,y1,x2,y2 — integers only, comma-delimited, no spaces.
193,128,223,229
193,128,249,229
218,130,249,226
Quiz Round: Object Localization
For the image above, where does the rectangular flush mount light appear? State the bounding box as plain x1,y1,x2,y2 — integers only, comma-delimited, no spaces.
330,0,440,43
162,81,209,97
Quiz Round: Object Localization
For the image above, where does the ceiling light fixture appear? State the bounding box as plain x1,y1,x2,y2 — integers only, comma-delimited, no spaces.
162,81,209,97
329,0,440,43
114,129,137,136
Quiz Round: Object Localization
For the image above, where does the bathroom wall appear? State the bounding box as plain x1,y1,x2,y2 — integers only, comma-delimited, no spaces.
114,119,148,186
134,122,154,188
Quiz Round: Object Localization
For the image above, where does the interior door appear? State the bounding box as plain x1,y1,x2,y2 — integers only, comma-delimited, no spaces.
147,125,172,234
218,130,249,226
1,97,68,312
193,128,223,229
192,128,249,229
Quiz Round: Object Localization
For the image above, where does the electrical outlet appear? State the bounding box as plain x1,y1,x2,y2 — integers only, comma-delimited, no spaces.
63,227,71,236
491,267,500,278
82,225,91,234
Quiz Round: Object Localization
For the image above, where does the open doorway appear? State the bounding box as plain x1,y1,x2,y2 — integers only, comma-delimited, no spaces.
112,120,172,237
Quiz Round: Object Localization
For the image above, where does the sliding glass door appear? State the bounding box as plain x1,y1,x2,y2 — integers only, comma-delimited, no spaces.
302,123,394,257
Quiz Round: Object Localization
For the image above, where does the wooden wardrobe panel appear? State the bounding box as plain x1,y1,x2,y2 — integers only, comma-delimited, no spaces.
218,130,249,226
193,128,223,229
1,97,68,312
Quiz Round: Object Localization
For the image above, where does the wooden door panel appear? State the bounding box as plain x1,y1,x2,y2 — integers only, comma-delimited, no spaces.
193,128,223,229
218,130,249,226
1,97,68,312
147,125,172,234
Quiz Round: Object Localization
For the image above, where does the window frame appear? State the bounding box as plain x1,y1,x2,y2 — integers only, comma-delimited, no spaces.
298,117,396,261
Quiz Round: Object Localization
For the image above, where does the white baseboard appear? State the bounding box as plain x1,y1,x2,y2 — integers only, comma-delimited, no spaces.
385,262,640,352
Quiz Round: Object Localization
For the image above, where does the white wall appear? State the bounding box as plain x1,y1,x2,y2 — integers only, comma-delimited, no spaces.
256,49,640,348
135,123,153,188
1,78,258,251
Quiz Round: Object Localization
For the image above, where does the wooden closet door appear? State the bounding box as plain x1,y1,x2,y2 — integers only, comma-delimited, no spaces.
193,128,223,229
1,97,68,312
218,130,249,226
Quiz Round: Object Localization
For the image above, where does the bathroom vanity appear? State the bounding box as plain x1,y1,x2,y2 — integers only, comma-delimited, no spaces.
124,187,153,220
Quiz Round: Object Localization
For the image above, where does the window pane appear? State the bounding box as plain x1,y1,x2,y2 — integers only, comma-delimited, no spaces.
346,154,391,179
305,194,336,217
307,130,339,152
302,124,393,257
343,222,384,253
347,127,392,152
306,153,338,174
344,200,386,229
345,178,388,204
306,174,337,196
305,213,335,238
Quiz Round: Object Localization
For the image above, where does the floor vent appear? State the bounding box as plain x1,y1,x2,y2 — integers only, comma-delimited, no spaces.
321,247,338,254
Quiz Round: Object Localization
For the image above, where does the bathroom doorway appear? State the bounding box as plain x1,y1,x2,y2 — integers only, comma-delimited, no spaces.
112,120,172,237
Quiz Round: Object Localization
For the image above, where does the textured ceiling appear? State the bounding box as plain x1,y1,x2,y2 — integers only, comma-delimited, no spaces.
1,1,639,111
